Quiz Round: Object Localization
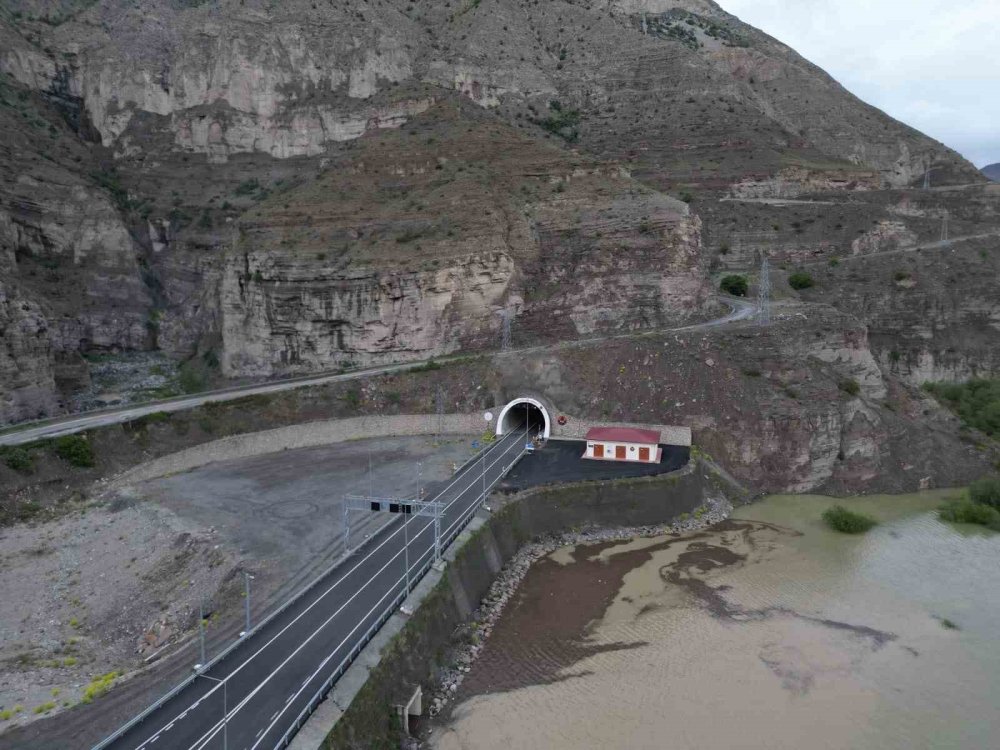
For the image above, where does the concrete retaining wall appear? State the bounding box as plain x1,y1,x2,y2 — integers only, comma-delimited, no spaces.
113,414,486,485
312,460,723,750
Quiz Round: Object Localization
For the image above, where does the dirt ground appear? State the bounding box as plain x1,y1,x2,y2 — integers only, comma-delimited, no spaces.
135,435,476,590
0,435,473,736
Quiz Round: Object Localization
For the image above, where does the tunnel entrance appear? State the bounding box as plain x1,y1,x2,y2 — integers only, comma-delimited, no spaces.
496,397,551,439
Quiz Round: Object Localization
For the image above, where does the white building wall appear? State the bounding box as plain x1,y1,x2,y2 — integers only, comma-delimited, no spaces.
584,440,658,463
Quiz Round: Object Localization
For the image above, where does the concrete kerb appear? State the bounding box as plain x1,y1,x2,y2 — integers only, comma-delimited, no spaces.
287,512,492,750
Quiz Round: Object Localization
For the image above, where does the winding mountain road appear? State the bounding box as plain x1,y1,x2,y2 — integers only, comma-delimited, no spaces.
0,296,757,447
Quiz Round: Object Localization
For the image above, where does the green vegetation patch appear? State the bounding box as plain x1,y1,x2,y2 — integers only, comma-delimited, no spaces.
2,447,34,473
535,100,580,142
924,379,1000,437
938,497,1000,531
53,435,95,468
81,671,119,704
719,274,748,297
822,505,878,534
788,271,815,290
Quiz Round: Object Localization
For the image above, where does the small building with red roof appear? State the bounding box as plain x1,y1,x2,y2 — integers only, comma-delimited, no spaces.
582,426,662,464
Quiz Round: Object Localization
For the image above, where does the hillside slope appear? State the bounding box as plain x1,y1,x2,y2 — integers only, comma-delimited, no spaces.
0,0,993,424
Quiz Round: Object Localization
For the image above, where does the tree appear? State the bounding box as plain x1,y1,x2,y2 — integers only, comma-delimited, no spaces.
719,274,748,297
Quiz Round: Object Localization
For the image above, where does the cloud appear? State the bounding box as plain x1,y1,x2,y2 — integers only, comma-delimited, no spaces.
718,0,1000,167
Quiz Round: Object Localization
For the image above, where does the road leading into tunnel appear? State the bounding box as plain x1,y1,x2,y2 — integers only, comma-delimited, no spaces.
94,428,529,750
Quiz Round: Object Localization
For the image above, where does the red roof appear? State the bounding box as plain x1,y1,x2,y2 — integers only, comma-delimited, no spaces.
585,426,661,444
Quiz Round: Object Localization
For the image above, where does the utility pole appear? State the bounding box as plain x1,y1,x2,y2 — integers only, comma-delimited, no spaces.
757,253,771,326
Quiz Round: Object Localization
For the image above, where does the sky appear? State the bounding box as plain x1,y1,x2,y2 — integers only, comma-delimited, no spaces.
717,0,1000,168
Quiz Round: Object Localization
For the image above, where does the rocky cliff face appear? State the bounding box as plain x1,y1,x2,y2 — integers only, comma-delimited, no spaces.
222,103,709,375
0,0,993,425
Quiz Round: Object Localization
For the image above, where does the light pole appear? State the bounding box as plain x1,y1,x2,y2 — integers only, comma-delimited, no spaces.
199,602,206,665
243,572,255,634
403,501,410,594
193,670,228,750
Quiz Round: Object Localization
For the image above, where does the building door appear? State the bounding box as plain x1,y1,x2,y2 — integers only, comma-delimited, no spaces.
594,444,604,458
639,447,650,461
615,445,626,460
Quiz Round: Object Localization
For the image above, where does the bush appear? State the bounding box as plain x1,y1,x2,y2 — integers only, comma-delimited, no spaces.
788,271,815,290
81,671,118,704
924,379,1000,437
822,505,878,534
719,274,748,297
838,379,860,397
969,477,1000,509
53,435,95,468
938,498,1000,531
3,447,34,473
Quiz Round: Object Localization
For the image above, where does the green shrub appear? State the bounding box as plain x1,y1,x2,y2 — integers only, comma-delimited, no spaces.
80,671,118,704
178,362,207,394
3,447,34,473
822,505,878,534
719,274,748,297
788,271,815,290
969,477,1000,509
938,497,1000,531
53,435,94,468
838,379,861,397
924,379,1000,437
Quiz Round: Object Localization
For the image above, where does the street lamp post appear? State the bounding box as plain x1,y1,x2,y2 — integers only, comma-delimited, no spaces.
403,501,410,594
193,670,228,750
243,572,255,634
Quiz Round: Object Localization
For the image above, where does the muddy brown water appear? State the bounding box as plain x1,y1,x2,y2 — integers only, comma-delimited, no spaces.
432,491,1000,750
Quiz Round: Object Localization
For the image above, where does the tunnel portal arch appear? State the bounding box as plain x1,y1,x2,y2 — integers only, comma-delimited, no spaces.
496,397,551,440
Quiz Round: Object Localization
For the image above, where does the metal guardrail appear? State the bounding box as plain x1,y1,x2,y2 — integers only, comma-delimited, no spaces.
272,436,528,749
90,432,522,750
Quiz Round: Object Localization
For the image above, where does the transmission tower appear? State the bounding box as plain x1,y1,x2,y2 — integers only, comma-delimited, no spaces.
435,384,445,437
499,309,512,352
941,211,949,242
923,165,931,190
757,253,771,326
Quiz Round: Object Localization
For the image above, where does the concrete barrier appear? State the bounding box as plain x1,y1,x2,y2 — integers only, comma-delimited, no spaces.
113,413,486,485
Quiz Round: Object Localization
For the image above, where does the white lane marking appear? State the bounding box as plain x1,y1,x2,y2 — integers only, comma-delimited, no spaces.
187,436,523,750
197,569,410,750
247,571,410,750
247,435,529,750
127,436,520,750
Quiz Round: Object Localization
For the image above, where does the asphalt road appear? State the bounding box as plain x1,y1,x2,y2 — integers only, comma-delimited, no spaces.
96,429,528,750
0,297,756,447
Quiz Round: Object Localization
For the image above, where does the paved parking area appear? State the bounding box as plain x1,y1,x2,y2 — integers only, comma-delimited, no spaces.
498,439,690,492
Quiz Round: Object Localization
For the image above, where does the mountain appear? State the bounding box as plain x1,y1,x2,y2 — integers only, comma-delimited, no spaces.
983,163,1000,182
0,0,996,424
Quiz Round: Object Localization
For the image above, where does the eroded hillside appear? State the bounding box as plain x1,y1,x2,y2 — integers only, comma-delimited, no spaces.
0,0,994,426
